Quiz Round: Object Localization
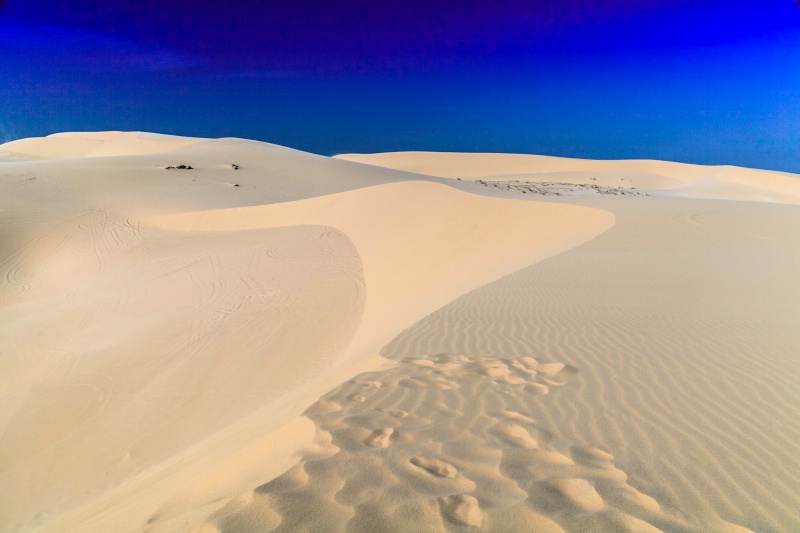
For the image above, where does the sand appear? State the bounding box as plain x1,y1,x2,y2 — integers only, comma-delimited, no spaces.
337,151,800,204
1,134,797,532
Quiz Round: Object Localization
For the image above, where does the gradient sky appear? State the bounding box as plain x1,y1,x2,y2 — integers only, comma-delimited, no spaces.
1,1,799,172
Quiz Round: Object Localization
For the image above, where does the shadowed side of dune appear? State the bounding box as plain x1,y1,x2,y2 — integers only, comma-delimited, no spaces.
1,137,614,533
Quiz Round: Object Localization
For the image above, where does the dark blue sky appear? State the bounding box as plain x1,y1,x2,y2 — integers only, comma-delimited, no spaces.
2,1,799,172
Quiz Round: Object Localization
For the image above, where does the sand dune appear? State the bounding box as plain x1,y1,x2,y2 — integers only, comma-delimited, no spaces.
336,151,800,204
383,196,800,532
0,132,205,160
149,180,613,361
357,151,800,532
203,352,757,532
2,136,797,532
0,133,613,532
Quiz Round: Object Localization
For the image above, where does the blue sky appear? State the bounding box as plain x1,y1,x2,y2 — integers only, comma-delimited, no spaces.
1,1,799,172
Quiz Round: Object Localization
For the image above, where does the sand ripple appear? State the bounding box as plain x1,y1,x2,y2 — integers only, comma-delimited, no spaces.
200,353,754,532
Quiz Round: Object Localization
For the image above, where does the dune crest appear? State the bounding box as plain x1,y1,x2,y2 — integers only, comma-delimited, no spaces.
336,151,800,204
149,180,614,359
0,133,614,532
0,131,205,160
4,134,796,532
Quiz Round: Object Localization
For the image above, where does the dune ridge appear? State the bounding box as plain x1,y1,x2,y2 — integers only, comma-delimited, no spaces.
0,132,206,160
382,197,800,532
336,151,800,204
2,134,797,532
0,133,615,532
148,180,614,361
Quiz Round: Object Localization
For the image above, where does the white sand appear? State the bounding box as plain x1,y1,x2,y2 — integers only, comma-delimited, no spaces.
1,135,797,532
337,151,800,204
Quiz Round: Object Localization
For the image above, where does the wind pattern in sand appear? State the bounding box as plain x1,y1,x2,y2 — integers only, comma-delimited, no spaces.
203,353,757,533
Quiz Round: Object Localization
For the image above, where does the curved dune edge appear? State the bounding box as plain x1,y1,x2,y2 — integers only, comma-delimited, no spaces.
10,134,790,532
376,198,800,531
23,181,613,532
0,222,368,533
7,134,789,532
0,131,206,160
336,151,800,204
148,181,615,362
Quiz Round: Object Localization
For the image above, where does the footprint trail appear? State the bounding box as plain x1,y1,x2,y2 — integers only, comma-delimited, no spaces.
200,353,755,533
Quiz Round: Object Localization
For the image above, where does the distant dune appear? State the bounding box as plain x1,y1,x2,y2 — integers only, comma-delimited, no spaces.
1,133,798,532
336,151,800,204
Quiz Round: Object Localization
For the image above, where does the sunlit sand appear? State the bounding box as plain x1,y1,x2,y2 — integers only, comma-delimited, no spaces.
1,133,798,532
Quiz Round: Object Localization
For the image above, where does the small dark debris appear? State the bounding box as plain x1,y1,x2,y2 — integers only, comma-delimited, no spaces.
165,164,193,170
232,164,240,170
233,183,240,187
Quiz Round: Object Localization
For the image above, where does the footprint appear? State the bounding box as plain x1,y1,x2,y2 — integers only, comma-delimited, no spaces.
480,364,510,378
484,504,566,533
405,358,435,367
543,478,605,513
600,485,661,513
575,447,613,461
439,494,483,527
535,363,566,376
432,401,461,417
510,362,538,377
256,463,309,493
493,410,536,424
525,383,549,395
615,514,665,533
507,356,539,370
497,374,526,385
532,449,575,466
492,423,539,448
211,491,282,533
304,399,341,415
364,428,394,448
351,379,383,388
410,456,458,479
206,352,756,533
400,377,459,390
572,446,614,468
378,408,408,418
432,361,465,373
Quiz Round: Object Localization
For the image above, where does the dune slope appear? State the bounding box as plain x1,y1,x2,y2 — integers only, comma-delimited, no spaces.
336,151,800,204
199,196,799,533
5,138,796,532
339,151,800,532
0,134,613,532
